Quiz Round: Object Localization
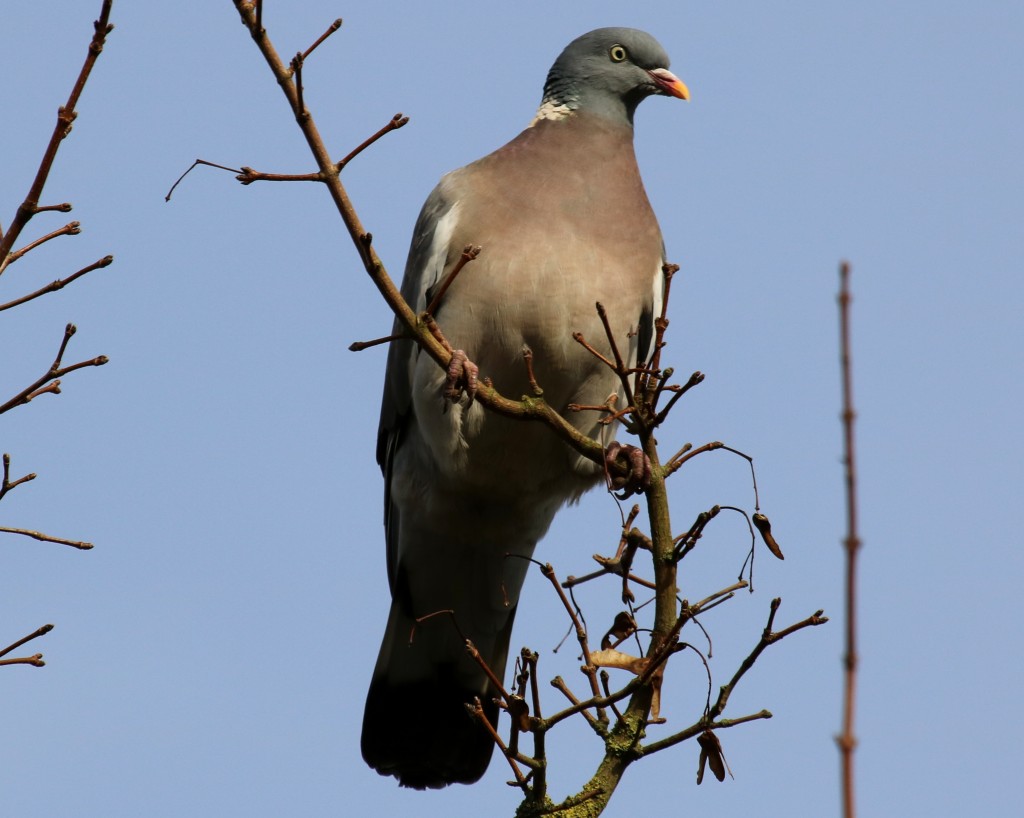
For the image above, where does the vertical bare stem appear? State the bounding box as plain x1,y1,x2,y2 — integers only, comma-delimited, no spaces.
837,260,859,818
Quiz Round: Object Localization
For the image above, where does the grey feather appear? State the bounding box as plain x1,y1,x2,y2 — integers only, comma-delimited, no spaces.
361,27,687,789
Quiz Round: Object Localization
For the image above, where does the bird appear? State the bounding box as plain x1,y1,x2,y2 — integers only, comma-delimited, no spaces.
361,26,688,789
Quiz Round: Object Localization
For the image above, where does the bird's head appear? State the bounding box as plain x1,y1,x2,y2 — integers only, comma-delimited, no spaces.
537,27,689,125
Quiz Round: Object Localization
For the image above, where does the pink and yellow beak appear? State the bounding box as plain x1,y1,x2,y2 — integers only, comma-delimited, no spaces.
648,67,690,100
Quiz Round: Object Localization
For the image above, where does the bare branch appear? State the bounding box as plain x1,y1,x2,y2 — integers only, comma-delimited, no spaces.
641,710,772,757
595,301,636,411
0,255,113,312
837,262,860,818
299,17,342,63
672,505,721,562
33,202,73,215
348,332,404,352
709,599,828,720
652,369,704,426
0,323,108,415
0,526,94,550
0,0,114,267
0,453,37,502
5,221,81,265
424,245,481,316
466,697,530,794
663,440,724,477
0,654,46,668
337,112,410,171
165,159,242,200
535,561,604,709
0,624,54,659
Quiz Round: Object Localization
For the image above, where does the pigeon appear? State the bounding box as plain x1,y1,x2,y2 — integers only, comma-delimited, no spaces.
361,26,688,789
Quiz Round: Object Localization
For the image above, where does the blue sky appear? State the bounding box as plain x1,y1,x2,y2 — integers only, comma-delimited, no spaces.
3,2,1021,815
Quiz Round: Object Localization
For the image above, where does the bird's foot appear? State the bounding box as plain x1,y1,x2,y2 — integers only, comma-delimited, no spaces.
605,441,652,499
443,349,479,403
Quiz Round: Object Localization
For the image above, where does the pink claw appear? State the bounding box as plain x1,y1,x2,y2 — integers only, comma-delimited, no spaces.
443,349,479,403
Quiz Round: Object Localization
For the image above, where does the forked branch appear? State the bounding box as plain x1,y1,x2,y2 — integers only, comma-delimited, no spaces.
0,324,108,416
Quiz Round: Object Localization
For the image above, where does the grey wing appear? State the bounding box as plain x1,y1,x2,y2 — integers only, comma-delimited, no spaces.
376,183,458,590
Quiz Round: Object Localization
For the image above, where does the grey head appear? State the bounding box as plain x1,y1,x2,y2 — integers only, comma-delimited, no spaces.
536,27,689,125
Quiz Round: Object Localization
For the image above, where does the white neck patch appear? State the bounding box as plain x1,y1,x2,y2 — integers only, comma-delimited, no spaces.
528,99,574,127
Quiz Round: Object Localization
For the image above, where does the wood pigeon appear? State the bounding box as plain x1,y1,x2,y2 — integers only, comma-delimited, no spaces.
361,26,688,789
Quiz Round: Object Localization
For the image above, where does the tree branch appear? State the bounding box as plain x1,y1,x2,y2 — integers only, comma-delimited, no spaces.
0,624,54,660
0,0,114,268
0,255,113,313
837,260,860,818
0,526,94,550
0,323,108,415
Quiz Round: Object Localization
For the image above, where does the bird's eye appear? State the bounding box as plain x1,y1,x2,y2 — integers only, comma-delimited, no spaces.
609,44,628,63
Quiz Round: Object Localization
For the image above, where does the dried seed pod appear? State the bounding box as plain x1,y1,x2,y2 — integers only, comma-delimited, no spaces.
697,729,730,783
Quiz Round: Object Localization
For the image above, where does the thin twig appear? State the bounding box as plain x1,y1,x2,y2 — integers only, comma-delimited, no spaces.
33,202,73,215
0,0,114,268
300,18,342,62
571,331,616,369
663,440,724,477
165,159,242,200
291,53,306,117
672,505,721,562
709,599,828,719
337,113,410,171
595,301,636,411
549,676,603,735
536,561,604,709
0,324,108,415
0,526,94,550
424,245,481,315
0,255,112,312
165,159,326,200
640,709,773,757
0,454,37,502
692,580,748,611
653,370,704,426
348,332,404,352
467,697,530,794
0,624,54,659
5,220,80,264
237,167,320,185
0,654,45,668
522,346,543,397
647,263,678,377
837,260,860,818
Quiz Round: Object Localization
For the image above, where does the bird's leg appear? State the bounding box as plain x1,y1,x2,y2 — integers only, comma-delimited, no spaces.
443,349,480,403
604,440,652,499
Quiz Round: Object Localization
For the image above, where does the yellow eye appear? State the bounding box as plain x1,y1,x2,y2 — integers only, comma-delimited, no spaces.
609,44,627,63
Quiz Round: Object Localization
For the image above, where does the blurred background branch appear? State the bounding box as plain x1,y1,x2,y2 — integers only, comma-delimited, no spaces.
1,0,114,665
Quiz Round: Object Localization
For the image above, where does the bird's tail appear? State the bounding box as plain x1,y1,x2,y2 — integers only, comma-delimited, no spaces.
360,592,517,789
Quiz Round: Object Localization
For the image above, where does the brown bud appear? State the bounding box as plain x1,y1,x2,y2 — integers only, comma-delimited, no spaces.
753,513,785,560
506,695,531,733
